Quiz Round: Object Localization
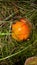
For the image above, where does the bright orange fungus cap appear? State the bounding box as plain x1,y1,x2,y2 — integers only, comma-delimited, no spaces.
11,18,32,41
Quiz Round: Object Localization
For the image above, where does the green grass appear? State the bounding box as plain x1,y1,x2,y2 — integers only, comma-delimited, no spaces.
0,0,37,65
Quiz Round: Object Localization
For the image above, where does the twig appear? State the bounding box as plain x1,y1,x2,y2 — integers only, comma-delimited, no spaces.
4,11,18,21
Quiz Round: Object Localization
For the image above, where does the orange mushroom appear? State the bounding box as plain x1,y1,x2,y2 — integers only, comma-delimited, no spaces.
11,18,32,41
